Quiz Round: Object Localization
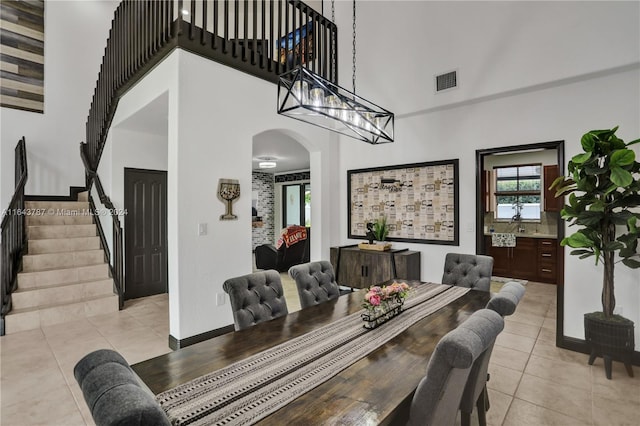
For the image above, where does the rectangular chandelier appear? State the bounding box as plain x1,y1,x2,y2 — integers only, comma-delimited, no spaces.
277,66,394,145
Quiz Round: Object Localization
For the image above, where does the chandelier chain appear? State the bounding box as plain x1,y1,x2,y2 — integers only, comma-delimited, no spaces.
331,0,336,82
352,0,356,94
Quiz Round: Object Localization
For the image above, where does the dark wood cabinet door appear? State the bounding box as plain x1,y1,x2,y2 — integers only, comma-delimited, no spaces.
510,238,538,280
330,247,421,289
485,236,510,277
491,248,511,277
544,165,562,212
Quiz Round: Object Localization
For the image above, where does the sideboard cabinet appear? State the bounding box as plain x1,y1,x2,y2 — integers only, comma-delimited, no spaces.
329,246,421,289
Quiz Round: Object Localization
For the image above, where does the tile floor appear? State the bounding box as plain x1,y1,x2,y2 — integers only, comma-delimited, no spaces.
1,281,638,425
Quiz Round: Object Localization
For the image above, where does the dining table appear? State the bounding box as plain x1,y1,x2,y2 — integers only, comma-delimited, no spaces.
132,281,491,425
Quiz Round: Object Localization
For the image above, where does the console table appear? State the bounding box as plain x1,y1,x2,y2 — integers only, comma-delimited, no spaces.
329,245,421,289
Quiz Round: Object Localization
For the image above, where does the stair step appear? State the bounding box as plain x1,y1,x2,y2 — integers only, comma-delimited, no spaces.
12,279,114,310
22,250,105,272
4,294,119,334
25,201,90,210
26,213,93,226
28,236,101,254
18,264,110,289
77,191,89,202
28,224,97,240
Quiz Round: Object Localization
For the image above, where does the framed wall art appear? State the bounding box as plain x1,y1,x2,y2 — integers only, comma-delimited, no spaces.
0,0,45,113
278,21,314,68
348,159,459,245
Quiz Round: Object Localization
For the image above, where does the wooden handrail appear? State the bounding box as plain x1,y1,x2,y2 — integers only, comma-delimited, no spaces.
1,137,28,335
80,143,124,310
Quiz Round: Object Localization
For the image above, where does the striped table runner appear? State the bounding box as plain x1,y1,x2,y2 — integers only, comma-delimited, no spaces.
157,283,471,426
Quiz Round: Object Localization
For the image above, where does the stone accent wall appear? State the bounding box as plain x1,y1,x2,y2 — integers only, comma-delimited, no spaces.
252,172,275,250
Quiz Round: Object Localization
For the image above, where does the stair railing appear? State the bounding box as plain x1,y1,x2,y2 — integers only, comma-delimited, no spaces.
1,137,28,335
80,143,124,309
83,0,337,178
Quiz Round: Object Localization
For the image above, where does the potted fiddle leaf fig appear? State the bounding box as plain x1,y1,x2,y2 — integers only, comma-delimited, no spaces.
551,125,640,379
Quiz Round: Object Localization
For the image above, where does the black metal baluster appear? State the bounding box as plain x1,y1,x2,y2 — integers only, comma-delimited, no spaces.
251,0,256,65
284,1,289,72
213,0,218,50
201,0,207,45
242,0,248,62
269,0,282,74
189,0,195,40
233,0,238,57
276,0,281,74
223,0,229,53
176,0,184,37
260,0,265,68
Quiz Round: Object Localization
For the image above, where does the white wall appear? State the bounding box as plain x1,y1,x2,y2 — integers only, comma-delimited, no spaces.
1,1,119,209
338,68,640,345
331,0,640,347
111,49,339,340
173,51,339,338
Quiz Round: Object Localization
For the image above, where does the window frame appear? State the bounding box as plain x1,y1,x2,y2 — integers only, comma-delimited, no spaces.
493,163,542,221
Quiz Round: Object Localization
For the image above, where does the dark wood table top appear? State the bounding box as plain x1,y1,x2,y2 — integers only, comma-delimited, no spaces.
132,282,491,425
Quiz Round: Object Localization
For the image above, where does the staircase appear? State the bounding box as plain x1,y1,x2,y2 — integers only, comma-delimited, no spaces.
3,193,118,334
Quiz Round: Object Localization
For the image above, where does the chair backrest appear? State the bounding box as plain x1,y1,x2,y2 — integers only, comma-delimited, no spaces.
458,331,500,417
442,253,494,291
223,270,289,330
486,281,526,316
74,349,170,426
289,261,340,309
407,309,504,426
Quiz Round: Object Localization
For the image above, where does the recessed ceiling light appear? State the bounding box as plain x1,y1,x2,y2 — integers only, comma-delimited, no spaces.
259,161,277,169
181,9,189,16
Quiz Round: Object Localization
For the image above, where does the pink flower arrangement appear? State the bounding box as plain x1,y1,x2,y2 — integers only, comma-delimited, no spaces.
363,281,410,310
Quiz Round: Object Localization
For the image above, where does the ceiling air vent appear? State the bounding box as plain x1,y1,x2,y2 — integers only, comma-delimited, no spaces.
435,70,457,92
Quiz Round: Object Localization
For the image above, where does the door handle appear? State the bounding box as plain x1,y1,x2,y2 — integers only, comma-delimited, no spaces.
542,253,552,257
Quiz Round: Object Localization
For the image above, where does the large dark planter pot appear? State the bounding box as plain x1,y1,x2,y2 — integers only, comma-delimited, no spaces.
584,312,635,380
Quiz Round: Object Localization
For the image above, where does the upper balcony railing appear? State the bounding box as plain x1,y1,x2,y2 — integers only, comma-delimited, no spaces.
83,0,338,173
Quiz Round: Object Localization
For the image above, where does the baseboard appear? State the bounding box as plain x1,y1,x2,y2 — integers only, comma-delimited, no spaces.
25,186,87,201
558,335,640,366
169,324,235,350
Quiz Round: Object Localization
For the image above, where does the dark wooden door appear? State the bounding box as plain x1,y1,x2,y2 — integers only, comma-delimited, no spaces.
124,168,168,300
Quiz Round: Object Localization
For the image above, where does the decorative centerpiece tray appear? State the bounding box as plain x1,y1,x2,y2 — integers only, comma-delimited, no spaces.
358,242,392,251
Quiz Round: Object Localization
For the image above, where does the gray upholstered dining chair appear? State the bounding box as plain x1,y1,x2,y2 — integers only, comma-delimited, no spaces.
289,261,341,309
407,309,504,426
459,281,526,426
441,253,494,292
223,269,289,331
74,349,170,426
486,281,526,316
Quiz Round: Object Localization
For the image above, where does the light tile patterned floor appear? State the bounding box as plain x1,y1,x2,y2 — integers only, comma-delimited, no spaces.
1,282,638,425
